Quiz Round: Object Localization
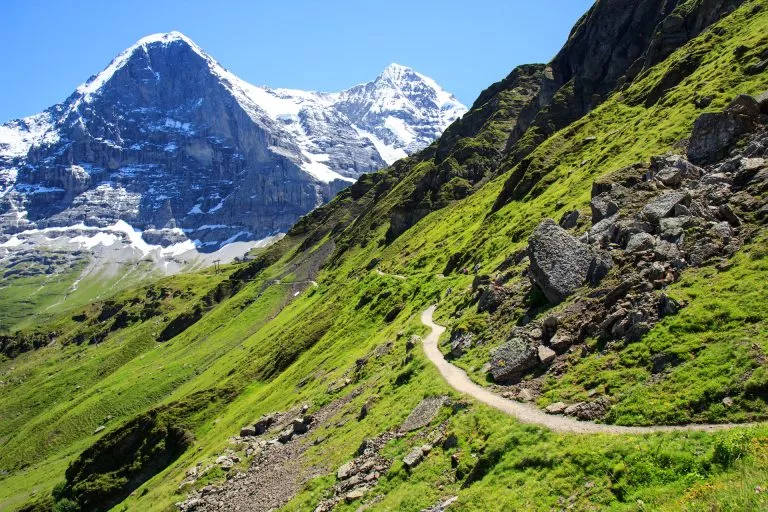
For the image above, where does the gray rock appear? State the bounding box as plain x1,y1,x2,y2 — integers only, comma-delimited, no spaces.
450,331,473,358
277,427,294,444
549,332,574,352
400,396,448,432
563,396,611,420
758,91,768,115
489,337,539,383
656,167,682,187
337,461,357,480
345,487,368,503
587,214,620,245
239,426,256,437
642,191,691,224
538,345,556,365
701,173,732,186
688,98,759,164
615,219,653,247
254,414,275,435
545,402,568,415
477,285,506,313
403,446,425,468
528,219,613,303
517,388,535,402
559,210,580,229
591,194,619,223
625,232,657,253
651,155,702,179
718,204,742,227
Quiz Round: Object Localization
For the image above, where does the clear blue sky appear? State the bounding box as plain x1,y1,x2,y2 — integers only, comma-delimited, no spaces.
0,0,594,121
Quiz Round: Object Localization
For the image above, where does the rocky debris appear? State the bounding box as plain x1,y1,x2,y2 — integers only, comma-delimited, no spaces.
177,398,351,512
688,95,760,164
528,219,613,303
400,397,448,432
489,337,539,383
314,432,394,512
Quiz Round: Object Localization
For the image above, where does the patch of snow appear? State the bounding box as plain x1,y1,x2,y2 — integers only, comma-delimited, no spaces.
0,236,22,248
161,239,196,256
384,116,416,146
302,152,355,183
352,124,407,165
163,142,177,152
70,231,119,249
187,205,203,215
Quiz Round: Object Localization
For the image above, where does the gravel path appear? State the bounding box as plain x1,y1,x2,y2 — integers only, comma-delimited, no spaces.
421,306,757,435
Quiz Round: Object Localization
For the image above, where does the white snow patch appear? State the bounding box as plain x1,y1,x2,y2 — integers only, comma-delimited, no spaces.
384,116,416,146
302,153,355,183
0,236,22,248
352,125,407,165
70,231,119,249
160,239,196,256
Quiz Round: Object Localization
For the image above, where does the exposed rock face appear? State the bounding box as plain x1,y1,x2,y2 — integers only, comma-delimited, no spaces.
493,0,745,210
687,95,760,164
528,219,613,303
0,33,465,253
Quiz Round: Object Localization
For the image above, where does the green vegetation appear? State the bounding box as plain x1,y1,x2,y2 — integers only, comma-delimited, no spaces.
2,1,768,511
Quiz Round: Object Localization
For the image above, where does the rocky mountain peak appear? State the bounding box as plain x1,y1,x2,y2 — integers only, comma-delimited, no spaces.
0,34,465,276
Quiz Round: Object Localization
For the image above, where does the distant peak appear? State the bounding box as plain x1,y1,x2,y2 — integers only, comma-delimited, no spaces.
380,62,415,81
75,31,208,102
135,31,196,48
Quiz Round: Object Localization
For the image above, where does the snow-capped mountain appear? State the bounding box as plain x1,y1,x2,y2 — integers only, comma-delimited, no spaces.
0,32,466,260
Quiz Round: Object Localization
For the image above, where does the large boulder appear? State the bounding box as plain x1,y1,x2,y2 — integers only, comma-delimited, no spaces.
528,219,613,303
687,95,760,164
641,191,691,224
489,337,539,383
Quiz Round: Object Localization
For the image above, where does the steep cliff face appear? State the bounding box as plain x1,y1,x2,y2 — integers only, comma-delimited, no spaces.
0,32,465,251
492,0,746,208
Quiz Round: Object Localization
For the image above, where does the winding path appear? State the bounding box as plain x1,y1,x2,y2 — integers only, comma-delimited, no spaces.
421,306,757,435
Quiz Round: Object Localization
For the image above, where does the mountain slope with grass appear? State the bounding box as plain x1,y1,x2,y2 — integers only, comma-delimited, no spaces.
3,1,768,511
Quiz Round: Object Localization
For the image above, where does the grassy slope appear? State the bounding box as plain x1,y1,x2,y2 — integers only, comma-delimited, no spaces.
2,2,768,511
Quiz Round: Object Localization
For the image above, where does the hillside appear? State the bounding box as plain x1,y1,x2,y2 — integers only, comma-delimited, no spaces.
2,0,768,511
